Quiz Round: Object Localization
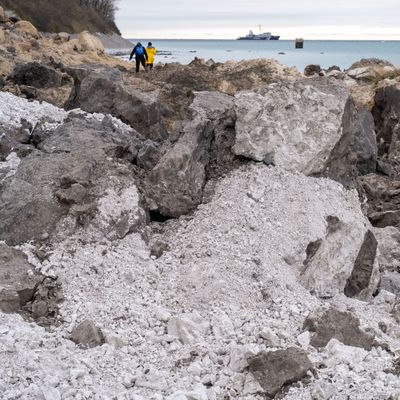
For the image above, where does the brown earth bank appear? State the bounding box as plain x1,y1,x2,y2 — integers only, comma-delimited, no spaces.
3,15,400,400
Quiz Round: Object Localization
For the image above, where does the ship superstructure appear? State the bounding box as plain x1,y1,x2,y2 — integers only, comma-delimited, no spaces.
237,25,280,40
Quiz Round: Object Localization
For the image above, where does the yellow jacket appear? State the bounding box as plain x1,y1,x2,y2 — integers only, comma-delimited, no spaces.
146,46,156,64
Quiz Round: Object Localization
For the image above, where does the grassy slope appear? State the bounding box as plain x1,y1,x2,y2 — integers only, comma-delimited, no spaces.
0,0,120,34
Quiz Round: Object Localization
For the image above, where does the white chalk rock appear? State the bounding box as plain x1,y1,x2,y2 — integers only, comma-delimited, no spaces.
211,311,235,338
347,67,379,81
228,344,259,373
167,385,208,400
242,372,265,396
168,312,209,345
297,331,311,349
311,382,337,400
258,328,280,347
233,77,352,175
154,306,172,322
41,387,61,400
187,361,203,376
324,339,368,368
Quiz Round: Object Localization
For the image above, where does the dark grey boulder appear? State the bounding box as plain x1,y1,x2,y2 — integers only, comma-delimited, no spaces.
371,209,400,229
0,244,42,313
0,118,35,160
0,114,145,245
150,240,170,259
360,174,400,228
247,348,312,398
190,91,239,179
303,308,375,350
22,277,63,326
373,84,400,168
71,320,105,348
11,62,63,89
66,64,166,142
326,65,341,73
325,102,377,187
304,64,322,76
145,91,236,217
345,230,378,298
145,116,213,217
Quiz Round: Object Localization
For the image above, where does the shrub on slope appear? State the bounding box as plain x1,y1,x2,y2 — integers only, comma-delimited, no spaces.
0,0,120,34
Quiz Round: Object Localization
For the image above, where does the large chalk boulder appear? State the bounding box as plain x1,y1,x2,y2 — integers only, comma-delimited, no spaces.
233,77,354,175
66,64,165,141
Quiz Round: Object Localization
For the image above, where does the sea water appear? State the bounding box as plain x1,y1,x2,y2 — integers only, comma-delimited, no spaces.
118,39,400,71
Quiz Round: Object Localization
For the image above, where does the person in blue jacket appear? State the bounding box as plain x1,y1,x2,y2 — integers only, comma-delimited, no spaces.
129,42,148,73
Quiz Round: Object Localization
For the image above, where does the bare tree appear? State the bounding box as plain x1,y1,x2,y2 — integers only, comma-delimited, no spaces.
80,0,119,22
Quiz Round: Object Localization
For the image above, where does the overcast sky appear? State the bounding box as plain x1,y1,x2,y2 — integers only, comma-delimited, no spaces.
115,0,400,39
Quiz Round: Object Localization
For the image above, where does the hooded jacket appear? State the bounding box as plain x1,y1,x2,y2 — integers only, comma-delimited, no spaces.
129,43,148,61
146,46,157,64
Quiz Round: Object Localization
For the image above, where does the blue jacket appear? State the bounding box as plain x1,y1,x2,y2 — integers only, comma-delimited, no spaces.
129,44,148,61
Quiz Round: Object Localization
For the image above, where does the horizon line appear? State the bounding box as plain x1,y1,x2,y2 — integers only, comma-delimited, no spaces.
124,37,400,41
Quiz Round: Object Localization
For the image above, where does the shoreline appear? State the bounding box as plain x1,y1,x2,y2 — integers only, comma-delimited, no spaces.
105,38,400,71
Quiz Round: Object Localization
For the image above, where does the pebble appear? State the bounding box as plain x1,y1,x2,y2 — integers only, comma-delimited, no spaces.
297,331,311,349
41,387,61,400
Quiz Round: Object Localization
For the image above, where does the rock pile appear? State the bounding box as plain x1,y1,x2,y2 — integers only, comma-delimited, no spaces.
1,22,400,398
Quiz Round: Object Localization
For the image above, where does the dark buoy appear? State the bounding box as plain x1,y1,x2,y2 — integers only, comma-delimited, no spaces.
295,38,304,49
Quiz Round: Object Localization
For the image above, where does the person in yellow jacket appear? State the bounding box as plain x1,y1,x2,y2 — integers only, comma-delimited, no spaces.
146,42,157,71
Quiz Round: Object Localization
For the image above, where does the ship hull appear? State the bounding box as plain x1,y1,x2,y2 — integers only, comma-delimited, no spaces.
237,36,280,41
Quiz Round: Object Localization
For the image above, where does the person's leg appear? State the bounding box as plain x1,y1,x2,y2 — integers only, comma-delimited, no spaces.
140,56,146,70
136,58,140,73
149,63,153,70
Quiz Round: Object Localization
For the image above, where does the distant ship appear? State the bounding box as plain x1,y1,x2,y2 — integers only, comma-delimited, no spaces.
237,26,280,41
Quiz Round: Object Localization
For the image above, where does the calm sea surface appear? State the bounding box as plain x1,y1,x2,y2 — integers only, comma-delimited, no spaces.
117,39,400,71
